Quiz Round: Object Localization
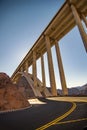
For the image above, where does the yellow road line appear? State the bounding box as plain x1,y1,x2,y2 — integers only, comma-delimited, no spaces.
56,118,87,125
36,102,76,130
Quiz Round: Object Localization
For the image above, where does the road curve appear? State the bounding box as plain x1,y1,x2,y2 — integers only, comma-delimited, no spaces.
45,102,87,130
0,98,87,130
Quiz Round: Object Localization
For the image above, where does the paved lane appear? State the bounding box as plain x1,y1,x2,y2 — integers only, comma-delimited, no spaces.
45,102,87,130
0,98,87,130
0,98,72,130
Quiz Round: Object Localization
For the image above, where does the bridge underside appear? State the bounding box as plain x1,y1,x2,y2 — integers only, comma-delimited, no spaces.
11,0,87,97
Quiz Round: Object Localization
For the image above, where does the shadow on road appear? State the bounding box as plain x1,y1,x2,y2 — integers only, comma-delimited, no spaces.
37,97,52,103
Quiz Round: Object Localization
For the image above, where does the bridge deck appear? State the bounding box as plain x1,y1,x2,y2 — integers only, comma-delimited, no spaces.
11,0,87,78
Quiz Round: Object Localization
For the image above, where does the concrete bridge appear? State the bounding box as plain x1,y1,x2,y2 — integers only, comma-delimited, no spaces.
11,0,87,97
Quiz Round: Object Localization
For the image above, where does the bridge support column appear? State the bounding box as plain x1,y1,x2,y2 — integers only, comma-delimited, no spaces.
81,14,87,28
20,66,23,72
25,61,28,73
41,53,46,89
45,35,57,96
33,51,37,88
55,41,68,95
70,4,87,52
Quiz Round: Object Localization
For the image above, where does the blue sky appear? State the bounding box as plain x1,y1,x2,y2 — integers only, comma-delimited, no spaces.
0,0,87,89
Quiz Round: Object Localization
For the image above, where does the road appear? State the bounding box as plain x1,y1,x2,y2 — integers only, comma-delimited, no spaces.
0,97,87,130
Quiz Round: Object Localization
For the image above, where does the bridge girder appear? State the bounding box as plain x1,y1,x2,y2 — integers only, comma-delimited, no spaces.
11,0,87,96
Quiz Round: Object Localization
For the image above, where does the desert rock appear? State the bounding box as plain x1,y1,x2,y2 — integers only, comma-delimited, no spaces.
0,73,30,111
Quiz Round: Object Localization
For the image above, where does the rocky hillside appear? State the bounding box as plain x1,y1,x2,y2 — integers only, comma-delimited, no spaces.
0,73,30,111
58,83,87,96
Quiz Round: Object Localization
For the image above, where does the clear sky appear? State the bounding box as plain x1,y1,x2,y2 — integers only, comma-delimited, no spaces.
0,0,87,89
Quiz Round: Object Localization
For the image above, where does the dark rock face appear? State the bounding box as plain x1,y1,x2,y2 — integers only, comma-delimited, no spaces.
17,76,35,98
0,73,30,111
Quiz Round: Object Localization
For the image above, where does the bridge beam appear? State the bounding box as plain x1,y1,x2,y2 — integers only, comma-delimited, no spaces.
41,53,46,89
33,51,37,88
55,40,68,95
25,61,28,73
81,13,87,28
20,66,23,72
70,4,87,52
45,35,57,96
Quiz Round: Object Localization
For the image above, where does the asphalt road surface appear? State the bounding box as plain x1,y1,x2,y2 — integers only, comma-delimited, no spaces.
0,98,87,130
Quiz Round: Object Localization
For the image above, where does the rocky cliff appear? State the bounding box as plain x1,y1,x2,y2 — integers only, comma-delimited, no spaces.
0,73,30,111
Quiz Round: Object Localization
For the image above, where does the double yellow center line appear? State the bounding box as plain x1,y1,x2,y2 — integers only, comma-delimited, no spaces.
36,102,76,130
